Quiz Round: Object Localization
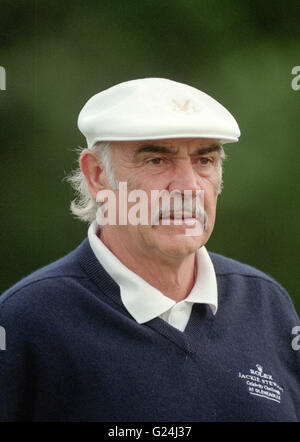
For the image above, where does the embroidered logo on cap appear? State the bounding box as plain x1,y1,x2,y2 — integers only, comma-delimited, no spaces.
238,364,284,404
171,99,200,114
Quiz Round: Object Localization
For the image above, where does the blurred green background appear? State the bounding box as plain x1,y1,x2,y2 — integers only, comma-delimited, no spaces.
1,0,299,314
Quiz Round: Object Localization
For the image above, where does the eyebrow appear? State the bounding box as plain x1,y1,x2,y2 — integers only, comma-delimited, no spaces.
133,145,179,157
133,143,221,157
192,144,221,155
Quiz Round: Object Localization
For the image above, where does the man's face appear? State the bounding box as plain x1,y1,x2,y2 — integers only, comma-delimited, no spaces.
102,138,222,260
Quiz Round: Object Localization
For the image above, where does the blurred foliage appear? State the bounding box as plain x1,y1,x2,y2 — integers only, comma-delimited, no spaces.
0,0,299,314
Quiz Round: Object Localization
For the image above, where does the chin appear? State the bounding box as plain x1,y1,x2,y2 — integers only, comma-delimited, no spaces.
151,225,209,257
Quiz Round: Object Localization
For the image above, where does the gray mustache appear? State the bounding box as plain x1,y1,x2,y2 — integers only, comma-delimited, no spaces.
151,197,208,228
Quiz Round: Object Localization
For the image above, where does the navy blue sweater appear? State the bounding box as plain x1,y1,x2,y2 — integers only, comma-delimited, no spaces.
0,239,299,422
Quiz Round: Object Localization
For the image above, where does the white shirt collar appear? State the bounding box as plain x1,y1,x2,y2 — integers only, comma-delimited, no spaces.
88,220,218,324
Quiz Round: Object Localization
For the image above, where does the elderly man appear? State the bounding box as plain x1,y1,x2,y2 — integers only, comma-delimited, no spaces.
0,78,299,422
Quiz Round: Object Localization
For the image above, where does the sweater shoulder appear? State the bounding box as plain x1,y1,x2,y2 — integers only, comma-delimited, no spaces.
0,240,90,310
209,251,285,288
209,251,300,319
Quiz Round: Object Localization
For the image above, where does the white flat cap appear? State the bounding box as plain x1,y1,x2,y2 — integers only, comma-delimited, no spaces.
78,78,240,147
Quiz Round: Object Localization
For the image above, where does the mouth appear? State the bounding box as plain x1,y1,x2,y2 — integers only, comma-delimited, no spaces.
159,212,197,225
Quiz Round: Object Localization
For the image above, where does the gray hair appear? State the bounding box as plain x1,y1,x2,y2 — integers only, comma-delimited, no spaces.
218,146,226,194
66,142,118,223
66,141,226,224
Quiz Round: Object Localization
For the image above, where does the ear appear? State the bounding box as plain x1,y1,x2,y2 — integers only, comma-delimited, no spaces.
80,149,108,200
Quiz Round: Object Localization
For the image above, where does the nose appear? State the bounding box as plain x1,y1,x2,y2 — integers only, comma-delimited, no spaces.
167,159,200,194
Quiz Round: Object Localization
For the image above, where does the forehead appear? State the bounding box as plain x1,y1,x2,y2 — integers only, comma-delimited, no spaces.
111,138,221,156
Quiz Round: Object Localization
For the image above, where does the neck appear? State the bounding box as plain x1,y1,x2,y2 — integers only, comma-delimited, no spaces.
99,227,196,302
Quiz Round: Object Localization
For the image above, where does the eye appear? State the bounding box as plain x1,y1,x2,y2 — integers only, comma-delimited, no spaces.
197,157,212,166
147,157,164,165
